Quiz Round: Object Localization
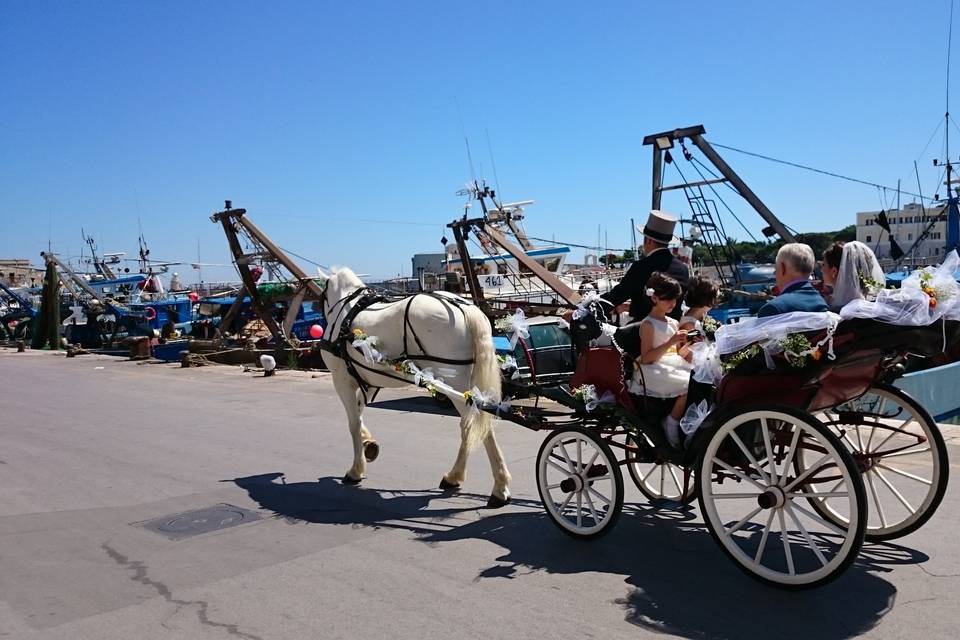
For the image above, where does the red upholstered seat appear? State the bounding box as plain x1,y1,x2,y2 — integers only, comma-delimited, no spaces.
570,347,635,411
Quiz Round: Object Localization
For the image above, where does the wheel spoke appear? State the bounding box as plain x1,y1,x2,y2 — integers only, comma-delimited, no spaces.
711,492,763,499
576,491,583,528
784,452,835,493
548,459,572,477
640,463,658,484
711,457,767,491
875,446,931,460
723,505,764,537
584,487,600,525
730,431,770,484
865,470,888,528
558,443,576,474
584,449,600,472
587,485,611,506
873,468,918,514
876,463,933,486
787,491,850,499
659,465,665,495
868,428,899,455
778,509,796,576
785,504,828,567
576,438,583,473
778,422,804,482
864,424,878,453
558,488,575,513
789,501,848,536
754,509,776,565
760,417,778,484
668,465,683,496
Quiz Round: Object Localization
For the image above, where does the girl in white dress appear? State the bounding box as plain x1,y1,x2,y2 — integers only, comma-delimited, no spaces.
629,272,694,447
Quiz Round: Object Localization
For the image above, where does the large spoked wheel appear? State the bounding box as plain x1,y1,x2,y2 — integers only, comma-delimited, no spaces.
627,432,697,504
811,384,949,541
536,426,624,539
698,406,867,589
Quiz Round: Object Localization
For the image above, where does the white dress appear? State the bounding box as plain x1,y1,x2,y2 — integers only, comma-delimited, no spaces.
630,316,693,398
678,314,703,333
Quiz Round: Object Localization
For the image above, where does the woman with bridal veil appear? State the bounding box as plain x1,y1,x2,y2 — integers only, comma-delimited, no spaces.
824,241,887,310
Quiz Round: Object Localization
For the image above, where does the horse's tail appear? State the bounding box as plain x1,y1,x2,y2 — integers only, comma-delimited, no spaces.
463,304,501,450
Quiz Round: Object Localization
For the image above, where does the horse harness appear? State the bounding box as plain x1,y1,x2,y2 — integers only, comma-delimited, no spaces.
319,285,476,402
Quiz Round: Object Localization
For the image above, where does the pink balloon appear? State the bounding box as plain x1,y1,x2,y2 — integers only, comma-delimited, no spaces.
309,324,324,339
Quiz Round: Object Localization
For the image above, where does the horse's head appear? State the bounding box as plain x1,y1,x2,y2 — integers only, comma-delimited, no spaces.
321,266,365,316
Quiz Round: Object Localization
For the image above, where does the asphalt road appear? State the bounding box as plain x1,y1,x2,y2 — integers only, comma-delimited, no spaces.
2,349,959,640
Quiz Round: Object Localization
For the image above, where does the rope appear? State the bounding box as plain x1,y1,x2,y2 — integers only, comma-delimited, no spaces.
712,142,936,203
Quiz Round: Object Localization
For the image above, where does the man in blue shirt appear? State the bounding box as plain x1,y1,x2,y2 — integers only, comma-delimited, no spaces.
757,243,829,317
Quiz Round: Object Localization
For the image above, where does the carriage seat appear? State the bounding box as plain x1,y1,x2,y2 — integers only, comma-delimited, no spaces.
570,347,635,411
569,347,679,421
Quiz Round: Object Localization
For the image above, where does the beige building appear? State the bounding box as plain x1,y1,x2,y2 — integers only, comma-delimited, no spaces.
0,259,44,288
856,203,948,263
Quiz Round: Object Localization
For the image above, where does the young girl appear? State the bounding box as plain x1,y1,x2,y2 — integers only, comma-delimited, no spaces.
629,272,693,448
679,275,720,335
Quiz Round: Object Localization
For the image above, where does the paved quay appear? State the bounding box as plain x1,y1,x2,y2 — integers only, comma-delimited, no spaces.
1,349,959,639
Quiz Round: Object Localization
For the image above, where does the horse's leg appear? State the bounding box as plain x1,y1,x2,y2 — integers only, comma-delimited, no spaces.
359,412,379,462
440,403,471,491
330,362,367,483
483,429,512,508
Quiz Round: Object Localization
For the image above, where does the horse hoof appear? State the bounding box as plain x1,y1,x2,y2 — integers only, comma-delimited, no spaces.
342,474,362,485
363,441,380,462
486,495,510,509
439,478,461,492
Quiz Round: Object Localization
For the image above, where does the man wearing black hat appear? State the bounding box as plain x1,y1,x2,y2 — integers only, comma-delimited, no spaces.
603,210,689,321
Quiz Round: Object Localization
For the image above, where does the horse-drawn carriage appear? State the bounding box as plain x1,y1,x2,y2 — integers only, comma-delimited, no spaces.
487,309,954,589
317,266,954,591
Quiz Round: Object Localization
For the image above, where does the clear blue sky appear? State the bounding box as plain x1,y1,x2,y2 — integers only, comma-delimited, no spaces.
1,1,957,282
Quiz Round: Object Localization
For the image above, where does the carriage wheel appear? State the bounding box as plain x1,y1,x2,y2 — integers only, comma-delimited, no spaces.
698,406,866,589
810,384,949,541
627,433,697,504
536,426,624,539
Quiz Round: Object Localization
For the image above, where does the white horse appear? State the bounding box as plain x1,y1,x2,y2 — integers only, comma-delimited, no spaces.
320,267,511,507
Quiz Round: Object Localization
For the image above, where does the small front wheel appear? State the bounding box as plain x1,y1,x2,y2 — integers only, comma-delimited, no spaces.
536,426,624,539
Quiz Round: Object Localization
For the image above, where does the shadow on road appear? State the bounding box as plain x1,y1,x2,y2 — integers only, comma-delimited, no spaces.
232,473,917,640
366,395,458,417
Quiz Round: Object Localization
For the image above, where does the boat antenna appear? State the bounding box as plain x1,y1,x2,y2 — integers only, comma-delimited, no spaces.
485,128,502,199
454,96,477,182
947,0,954,202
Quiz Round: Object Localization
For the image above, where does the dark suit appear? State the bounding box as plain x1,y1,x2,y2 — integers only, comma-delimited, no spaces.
603,247,689,357
602,247,690,322
757,280,829,317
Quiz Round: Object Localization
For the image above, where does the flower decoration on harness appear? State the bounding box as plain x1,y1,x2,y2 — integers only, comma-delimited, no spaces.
351,328,384,364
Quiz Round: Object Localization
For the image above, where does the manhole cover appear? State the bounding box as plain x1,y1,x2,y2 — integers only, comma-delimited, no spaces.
140,504,262,540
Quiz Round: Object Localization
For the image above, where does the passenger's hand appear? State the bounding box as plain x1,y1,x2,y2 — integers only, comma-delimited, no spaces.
562,310,574,322
671,330,688,345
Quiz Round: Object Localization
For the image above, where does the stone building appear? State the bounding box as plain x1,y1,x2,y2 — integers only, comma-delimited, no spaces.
0,259,44,287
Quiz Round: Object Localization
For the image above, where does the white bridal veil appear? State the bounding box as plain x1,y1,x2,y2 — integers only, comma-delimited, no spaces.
830,241,886,310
